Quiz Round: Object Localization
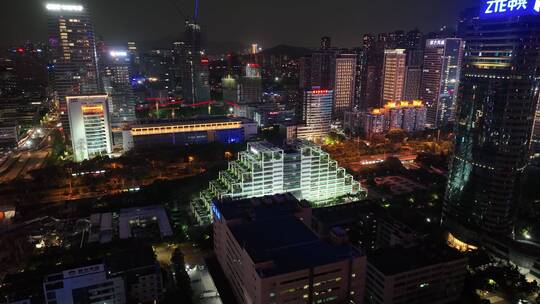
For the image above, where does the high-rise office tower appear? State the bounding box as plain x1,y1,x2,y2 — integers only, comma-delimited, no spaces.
333,54,357,119
239,63,262,104
296,89,333,142
102,50,136,126
299,49,336,90
403,49,424,100
67,94,112,162
102,49,136,149
181,20,211,103
405,29,423,49
222,75,239,103
127,42,140,65
531,100,540,155
381,49,407,103
46,2,100,130
443,5,540,239
353,48,366,108
358,34,384,109
421,38,464,128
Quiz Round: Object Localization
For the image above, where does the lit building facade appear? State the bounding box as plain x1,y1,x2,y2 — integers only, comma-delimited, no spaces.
67,95,112,162
191,141,365,225
122,117,257,150
363,109,386,139
403,48,424,101
421,38,464,128
333,54,357,119
443,6,540,238
381,49,407,103
362,101,426,138
43,264,126,304
532,100,540,156
212,194,366,304
299,50,336,90
240,63,262,104
181,20,211,103
222,74,239,103
297,89,333,143
102,50,136,127
46,3,100,130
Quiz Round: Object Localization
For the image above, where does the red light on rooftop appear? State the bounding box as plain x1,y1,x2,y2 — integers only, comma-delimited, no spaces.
16,48,24,54
311,89,329,95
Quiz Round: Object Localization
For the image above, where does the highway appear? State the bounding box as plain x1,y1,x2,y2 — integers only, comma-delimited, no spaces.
0,126,52,184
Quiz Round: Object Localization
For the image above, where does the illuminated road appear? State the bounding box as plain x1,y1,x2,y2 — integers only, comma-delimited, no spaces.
19,150,50,178
0,152,31,183
0,153,19,175
0,149,50,184
346,153,417,172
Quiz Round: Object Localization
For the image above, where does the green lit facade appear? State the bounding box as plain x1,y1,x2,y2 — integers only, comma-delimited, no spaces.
191,140,365,224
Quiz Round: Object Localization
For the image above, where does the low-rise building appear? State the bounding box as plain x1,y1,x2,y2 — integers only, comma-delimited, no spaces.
373,176,427,196
88,205,172,244
43,263,126,304
212,194,366,304
365,245,467,304
123,116,257,150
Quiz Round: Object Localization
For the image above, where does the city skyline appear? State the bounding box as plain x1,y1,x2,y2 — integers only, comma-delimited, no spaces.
2,0,540,303
1,0,473,50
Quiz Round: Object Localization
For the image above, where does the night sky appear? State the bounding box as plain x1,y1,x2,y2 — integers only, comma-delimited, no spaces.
1,0,474,49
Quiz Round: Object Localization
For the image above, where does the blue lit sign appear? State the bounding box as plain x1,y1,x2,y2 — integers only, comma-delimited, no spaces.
481,0,540,18
211,203,222,221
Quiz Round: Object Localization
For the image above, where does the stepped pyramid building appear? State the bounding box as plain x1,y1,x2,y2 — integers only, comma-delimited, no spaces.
191,140,365,224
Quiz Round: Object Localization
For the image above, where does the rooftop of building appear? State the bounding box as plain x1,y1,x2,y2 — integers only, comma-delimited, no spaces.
230,216,361,277
367,244,466,276
217,194,360,277
131,116,254,128
214,193,309,222
312,201,379,224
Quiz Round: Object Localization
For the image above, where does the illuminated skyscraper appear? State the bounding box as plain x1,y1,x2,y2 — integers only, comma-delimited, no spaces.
381,49,407,103
333,54,357,119
359,36,384,109
299,50,336,90
101,50,136,148
297,89,334,142
403,49,424,101
67,94,112,162
222,75,239,103
444,4,540,238
239,63,262,104
421,38,464,128
46,2,100,130
102,50,136,126
181,20,211,103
